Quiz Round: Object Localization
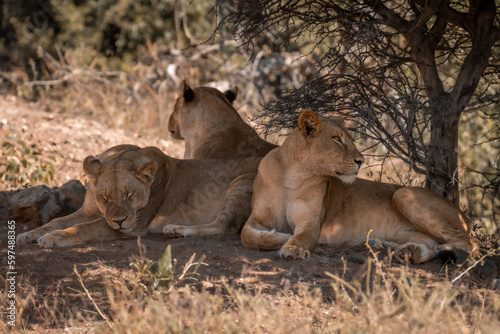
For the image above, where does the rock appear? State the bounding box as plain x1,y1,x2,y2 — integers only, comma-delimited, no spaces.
490,278,500,290
10,185,52,224
58,180,86,209
9,180,86,225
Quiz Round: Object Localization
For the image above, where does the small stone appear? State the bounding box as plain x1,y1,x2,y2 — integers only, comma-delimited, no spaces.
347,255,366,264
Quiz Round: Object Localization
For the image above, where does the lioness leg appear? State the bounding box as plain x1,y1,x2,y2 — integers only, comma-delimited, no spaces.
277,200,323,260
241,214,292,251
164,172,256,238
392,187,480,256
17,207,101,245
279,222,322,261
37,217,134,248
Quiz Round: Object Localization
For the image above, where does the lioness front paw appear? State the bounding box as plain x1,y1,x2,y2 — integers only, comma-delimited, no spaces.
17,230,43,245
163,225,185,239
279,244,310,261
38,231,79,248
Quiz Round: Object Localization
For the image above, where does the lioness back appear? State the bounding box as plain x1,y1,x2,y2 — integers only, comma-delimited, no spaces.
168,80,277,159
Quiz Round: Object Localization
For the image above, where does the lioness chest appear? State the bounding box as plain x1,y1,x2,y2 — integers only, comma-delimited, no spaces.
253,157,329,235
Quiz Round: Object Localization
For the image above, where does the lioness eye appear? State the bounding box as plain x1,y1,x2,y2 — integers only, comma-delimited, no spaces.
126,192,133,200
101,195,108,202
333,136,342,143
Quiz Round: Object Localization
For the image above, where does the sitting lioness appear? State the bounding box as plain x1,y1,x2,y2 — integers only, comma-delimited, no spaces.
241,111,480,264
168,80,277,159
160,81,277,238
17,145,261,247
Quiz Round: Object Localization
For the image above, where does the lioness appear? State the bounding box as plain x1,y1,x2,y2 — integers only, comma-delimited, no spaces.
17,145,261,247
241,111,480,264
168,81,277,159
161,81,277,238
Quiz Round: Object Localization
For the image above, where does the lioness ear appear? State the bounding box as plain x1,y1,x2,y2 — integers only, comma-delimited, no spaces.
224,86,238,103
182,80,194,102
136,161,158,184
298,110,323,139
83,156,103,177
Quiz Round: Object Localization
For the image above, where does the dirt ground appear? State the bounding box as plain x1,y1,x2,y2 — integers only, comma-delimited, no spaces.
0,95,497,328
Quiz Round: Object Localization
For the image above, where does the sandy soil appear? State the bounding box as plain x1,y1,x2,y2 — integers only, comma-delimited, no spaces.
0,94,495,328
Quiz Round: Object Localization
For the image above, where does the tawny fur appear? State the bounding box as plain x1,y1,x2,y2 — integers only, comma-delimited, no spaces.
241,111,480,263
168,80,277,159
17,145,261,247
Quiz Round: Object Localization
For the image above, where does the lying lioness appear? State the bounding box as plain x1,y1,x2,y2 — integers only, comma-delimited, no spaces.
17,145,260,247
242,111,480,263
168,81,276,159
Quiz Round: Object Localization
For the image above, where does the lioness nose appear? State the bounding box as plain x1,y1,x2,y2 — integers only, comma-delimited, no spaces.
354,159,364,169
112,217,128,227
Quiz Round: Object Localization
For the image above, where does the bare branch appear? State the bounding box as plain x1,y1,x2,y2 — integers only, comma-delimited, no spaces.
225,0,499,208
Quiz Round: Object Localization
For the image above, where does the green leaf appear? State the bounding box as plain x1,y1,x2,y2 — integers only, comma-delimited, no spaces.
157,244,174,278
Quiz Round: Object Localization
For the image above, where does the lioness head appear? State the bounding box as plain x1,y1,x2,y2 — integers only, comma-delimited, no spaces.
83,156,158,233
168,80,239,140
294,110,364,183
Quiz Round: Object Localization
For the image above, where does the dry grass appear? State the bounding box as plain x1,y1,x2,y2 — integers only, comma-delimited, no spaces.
22,44,298,142
2,245,498,334
101,273,497,334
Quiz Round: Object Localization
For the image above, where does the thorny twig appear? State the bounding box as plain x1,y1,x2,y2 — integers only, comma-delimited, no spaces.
74,265,113,329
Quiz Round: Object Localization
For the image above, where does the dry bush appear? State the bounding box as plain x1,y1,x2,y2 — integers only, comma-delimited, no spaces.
20,43,311,143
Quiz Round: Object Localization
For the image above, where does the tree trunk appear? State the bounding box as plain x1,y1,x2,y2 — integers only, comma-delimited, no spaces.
406,0,499,205
403,30,462,203
426,97,460,203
